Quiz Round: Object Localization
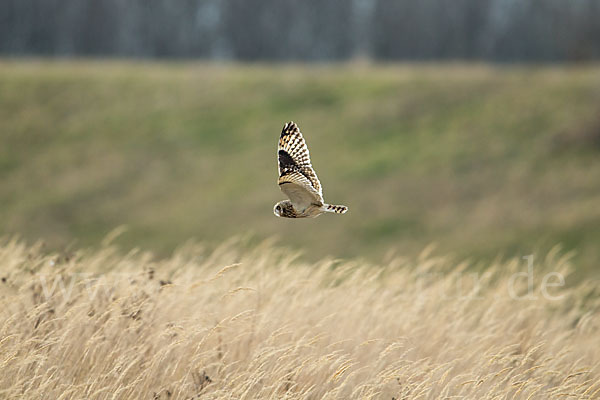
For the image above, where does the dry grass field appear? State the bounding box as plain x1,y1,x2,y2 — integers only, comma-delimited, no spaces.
1,236,598,399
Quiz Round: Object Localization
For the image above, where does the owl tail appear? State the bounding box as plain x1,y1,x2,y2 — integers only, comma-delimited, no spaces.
323,204,348,214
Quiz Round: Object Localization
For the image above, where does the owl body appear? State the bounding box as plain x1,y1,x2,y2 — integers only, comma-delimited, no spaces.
273,200,323,218
273,121,348,219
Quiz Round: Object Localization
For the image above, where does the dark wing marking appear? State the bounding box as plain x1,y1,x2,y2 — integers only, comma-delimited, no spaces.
277,121,323,199
278,149,297,177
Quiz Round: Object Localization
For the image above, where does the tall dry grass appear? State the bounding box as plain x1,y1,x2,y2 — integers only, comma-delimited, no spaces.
0,237,598,399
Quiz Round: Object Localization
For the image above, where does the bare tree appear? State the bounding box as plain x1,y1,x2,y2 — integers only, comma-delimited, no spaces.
0,0,599,61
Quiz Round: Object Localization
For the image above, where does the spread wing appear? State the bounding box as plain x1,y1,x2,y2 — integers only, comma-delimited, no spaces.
277,121,324,207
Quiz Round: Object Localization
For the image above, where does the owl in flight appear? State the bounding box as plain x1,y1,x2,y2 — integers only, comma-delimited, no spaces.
274,121,348,218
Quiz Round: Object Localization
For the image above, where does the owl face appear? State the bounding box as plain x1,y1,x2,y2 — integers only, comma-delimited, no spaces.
273,200,297,218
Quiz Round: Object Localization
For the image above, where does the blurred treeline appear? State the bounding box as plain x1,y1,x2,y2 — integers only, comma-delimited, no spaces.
1,0,600,61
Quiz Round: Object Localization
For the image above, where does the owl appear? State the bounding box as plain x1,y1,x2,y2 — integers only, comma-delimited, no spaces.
274,121,348,218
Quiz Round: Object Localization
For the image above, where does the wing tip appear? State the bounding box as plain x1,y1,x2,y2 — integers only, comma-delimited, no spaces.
282,121,299,135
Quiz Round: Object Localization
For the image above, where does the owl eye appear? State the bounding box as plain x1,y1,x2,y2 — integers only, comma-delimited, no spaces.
276,206,281,212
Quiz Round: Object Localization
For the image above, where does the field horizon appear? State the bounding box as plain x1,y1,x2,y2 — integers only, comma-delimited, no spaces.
1,60,600,277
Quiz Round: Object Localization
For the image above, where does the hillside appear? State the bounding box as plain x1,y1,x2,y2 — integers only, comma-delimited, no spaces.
0,238,598,398
1,61,599,275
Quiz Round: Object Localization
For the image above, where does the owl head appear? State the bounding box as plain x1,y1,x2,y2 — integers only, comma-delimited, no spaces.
273,200,297,218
